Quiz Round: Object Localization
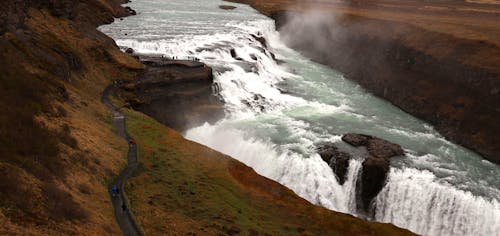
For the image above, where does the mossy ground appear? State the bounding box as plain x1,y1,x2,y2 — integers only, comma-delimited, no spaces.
123,109,415,236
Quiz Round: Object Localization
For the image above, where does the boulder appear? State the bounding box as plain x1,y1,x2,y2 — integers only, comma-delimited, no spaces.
342,133,370,146
367,138,405,159
342,133,404,159
317,143,351,185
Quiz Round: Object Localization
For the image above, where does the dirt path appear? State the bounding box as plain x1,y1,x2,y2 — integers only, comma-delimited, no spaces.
102,84,143,236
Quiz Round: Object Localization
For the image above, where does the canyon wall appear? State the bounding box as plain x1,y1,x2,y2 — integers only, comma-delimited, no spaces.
272,11,500,164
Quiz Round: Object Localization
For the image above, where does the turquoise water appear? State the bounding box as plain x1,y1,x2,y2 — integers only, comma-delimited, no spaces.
99,1,500,235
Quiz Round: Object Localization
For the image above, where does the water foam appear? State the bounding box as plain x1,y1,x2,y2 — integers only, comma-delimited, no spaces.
375,168,500,236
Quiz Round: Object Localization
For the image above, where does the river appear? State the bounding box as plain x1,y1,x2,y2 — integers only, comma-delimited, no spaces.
99,0,500,235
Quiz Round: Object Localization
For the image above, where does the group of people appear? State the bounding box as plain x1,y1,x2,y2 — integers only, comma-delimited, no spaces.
160,55,201,62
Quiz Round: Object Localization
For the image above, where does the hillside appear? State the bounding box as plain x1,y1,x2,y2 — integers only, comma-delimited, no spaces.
120,108,414,236
0,0,142,234
0,0,415,235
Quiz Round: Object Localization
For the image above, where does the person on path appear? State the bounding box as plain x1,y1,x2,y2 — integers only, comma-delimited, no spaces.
122,203,127,212
111,185,119,197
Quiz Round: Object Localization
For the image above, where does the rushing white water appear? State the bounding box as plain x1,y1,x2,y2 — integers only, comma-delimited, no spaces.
99,1,500,235
375,168,500,236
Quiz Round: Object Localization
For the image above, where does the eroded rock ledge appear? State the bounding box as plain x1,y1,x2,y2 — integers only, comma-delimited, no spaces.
318,133,405,214
121,54,224,132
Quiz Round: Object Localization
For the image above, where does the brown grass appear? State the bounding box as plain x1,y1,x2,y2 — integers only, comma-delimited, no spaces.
0,1,141,235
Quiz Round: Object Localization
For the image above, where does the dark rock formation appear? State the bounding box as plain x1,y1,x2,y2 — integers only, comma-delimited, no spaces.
125,47,134,54
219,5,237,10
123,55,224,132
251,34,268,49
125,6,136,15
367,138,405,159
341,133,405,212
342,133,404,159
342,133,370,146
317,143,352,185
360,157,390,211
230,48,243,60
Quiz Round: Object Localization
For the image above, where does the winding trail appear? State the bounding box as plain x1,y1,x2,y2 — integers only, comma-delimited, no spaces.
102,85,143,236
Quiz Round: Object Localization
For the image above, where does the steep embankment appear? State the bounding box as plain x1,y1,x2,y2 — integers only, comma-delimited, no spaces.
229,0,500,164
119,108,415,236
0,0,142,234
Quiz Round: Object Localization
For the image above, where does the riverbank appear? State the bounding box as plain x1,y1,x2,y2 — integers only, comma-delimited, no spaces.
229,0,500,164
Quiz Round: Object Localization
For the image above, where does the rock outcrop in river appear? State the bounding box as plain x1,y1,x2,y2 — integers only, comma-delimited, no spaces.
319,133,405,213
342,133,405,212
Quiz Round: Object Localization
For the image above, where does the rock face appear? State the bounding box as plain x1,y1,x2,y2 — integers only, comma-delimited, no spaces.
124,55,224,132
341,133,405,212
317,143,351,185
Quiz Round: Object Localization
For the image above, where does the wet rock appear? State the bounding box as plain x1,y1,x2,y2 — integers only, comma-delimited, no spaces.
341,133,405,212
317,143,351,185
367,138,405,159
230,48,237,58
342,133,370,146
230,48,243,61
125,6,136,15
251,34,268,49
342,133,404,158
125,48,134,54
219,5,237,10
360,157,389,211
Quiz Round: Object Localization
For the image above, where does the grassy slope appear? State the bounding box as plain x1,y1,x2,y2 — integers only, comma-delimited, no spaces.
0,1,143,234
123,109,415,236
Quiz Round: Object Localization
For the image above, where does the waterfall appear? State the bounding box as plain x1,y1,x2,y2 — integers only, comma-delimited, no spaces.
374,168,500,236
